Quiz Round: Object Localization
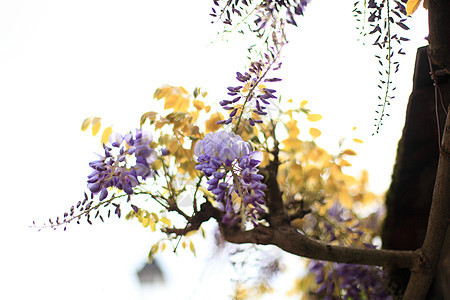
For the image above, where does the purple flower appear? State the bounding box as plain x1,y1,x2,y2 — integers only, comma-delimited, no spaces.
308,260,391,299
86,129,157,200
195,130,266,225
219,57,281,127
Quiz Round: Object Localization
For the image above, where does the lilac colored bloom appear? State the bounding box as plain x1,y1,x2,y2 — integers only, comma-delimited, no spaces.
219,57,282,127
308,260,392,299
87,129,157,200
195,130,266,225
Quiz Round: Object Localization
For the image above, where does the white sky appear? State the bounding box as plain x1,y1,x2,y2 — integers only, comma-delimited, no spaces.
0,1,428,299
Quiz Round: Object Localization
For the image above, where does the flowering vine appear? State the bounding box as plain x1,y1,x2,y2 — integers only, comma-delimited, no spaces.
87,130,157,201
194,130,266,226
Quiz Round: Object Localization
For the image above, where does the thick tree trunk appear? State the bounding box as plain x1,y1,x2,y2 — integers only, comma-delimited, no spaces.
382,1,450,297
381,45,441,296
426,1,450,297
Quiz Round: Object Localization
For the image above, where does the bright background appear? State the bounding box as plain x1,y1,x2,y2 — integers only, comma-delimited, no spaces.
0,0,428,299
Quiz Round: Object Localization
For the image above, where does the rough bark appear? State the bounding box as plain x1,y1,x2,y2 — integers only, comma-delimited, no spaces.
382,0,450,297
220,223,418,268
381,45,444,296
419,2,450,297
403,103,450,299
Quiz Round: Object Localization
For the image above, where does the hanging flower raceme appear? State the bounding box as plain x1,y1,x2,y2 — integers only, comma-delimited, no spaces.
308,260,391,299
87,129,157,201
218,58,281,127
194,130,267,226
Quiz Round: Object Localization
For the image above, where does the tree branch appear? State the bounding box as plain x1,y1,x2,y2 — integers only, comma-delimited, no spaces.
163,201,221,236
220,223,419,269
262,120,285,226
404,104,450,299
402,1,450,296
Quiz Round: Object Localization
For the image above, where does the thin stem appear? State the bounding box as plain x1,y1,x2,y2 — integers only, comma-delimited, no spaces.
233,47,284,134
375,3,392,134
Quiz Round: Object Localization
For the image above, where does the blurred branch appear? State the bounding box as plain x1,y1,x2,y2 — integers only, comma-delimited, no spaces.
262,120,285,226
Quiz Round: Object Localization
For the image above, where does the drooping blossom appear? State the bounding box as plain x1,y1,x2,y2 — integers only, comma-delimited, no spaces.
87,129,157,201
218,59,280,127
211,0,312,30
308,260,392,299
194,130,267,225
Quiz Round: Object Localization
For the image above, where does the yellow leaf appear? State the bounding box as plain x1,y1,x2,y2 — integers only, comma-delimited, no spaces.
149,218,156,231
286,119,300,138
339,190,353,208
185,230,197,237
101,127,113,146
282,138,303,151
205,106,211,113
260,151,270,168
140,111,158,126
406,0,422,15
200,227,205,238
309,128,321,138
81,117,92,131
339,159,352,167
189,241,196,256
300,100,308,108
179,86,188,94
141,215,150,228
307,114,322,122
162,90,191,111
287,99,293,103
307,167,321,178
152,159,162,171
360,169,369,186
91,117,102,136
296,274,318,295
193,99,205,110
353,138,364,144
167,139,179,153
343,149,357,156
176,97,190,112
242,81,253,93
155,121,166,130
160,216,171,227
190,110,200,122
182,241,187,249
164,94,181,110
205,113,224,132
289,163,302,178
151,212,159,222
151,243,159,255
154,86,172,100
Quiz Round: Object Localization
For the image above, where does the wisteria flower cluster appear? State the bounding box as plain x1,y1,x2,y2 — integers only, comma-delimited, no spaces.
218,58,281,127
308,260,392,300
194,130,267,225
87,130,157,201
254,0,312,28
210,0,311,30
